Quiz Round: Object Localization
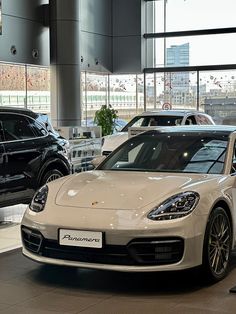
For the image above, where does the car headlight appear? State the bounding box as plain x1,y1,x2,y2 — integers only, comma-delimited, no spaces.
147,191,200,221
29,185,48,213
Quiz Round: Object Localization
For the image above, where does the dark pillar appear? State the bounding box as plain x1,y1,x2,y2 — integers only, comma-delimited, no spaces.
49,0,81,127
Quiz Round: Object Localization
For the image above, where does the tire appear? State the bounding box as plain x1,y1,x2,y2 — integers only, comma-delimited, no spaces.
202,207,232,282
41,169,63,185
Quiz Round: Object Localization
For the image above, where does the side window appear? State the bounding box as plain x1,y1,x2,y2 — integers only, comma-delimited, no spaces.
148,117,158,126
131,117,147,127
196,114,212,125
27,118,47,137
185,116,197,125
1,114,36,141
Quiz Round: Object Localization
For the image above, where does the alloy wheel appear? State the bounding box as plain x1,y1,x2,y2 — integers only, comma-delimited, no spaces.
208,212,231,276
46,173,62,183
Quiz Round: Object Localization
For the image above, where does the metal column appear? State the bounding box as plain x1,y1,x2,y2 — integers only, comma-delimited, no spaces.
50,0,81,127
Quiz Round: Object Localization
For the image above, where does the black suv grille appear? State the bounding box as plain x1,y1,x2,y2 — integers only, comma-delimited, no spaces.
21,226,184,266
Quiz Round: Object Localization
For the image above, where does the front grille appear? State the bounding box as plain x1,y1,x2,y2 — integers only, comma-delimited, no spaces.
21,226,184,266
42,239,133,265
102,151,111,156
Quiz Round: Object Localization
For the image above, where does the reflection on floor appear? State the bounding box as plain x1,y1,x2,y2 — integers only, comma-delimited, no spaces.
0,204,27,253
1,206,236,313
0,250,236,313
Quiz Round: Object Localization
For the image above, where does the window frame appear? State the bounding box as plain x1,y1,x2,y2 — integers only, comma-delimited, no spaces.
0,112,48,143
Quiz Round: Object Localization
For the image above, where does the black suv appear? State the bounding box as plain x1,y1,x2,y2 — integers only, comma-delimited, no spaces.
0,107,72,208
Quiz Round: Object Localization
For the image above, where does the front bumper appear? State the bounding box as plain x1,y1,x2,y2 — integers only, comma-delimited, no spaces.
21,210,206,271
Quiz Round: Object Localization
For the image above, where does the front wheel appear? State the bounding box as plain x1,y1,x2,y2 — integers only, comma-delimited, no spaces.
202,207,232,282
41,169,63,185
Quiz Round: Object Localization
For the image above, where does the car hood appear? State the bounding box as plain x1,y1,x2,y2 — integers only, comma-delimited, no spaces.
55,170,221,210
102,132,128,152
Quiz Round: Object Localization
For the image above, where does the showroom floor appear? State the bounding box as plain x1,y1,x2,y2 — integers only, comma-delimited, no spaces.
1,206,236,313
0,204,26,253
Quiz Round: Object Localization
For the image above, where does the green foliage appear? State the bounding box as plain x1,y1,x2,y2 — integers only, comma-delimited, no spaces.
94,104,118,136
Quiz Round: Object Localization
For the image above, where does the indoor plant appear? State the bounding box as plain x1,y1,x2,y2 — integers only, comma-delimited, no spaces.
94,104,118,136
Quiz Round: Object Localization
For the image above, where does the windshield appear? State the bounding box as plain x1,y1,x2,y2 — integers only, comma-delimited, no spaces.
121,115,183,132
99,132,228,174
36,114,59,136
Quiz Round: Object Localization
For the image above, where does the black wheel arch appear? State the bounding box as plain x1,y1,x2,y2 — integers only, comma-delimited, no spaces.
37,157,70,187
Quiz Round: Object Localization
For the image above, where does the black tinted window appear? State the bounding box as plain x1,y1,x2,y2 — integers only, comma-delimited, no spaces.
27,118,47,137
1,114,36,141
122,115,183,131
185,116,197,125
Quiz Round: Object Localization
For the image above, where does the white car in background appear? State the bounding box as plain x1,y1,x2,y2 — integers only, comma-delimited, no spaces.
102,110,214,156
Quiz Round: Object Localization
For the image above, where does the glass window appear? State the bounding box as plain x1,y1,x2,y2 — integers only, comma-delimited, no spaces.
195,115,211,125
26,66,50,113
201,70,236,124
122,115,183,131
27,118,47,137
110,74,139,119
185,116,197,125
147,34,236,68
0,63,26,108
1,114,36,141
82,72,108,125
100,132,228,174
153,0,236,33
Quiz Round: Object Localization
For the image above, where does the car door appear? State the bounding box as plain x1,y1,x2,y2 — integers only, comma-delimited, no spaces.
0,113,48,203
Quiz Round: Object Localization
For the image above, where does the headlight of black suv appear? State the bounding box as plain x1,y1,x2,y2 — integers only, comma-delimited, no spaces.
29,185,48,213
147,191,200,221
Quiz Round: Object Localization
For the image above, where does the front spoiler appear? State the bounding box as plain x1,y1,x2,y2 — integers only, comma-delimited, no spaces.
22,245,201,272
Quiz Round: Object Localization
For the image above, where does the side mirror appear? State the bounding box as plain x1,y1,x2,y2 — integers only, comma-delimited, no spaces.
91,155,106,168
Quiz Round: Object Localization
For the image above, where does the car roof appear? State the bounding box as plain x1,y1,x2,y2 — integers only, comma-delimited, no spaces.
0,106,39,119
141,125,236,136
139,110,209,117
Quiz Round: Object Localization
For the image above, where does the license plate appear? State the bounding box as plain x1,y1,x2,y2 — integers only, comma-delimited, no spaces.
59,229,103,248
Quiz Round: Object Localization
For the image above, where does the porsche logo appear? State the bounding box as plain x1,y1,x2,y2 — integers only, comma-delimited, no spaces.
92,201,99,206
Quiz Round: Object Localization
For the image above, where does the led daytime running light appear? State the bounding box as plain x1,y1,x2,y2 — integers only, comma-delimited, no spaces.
148,191,200,221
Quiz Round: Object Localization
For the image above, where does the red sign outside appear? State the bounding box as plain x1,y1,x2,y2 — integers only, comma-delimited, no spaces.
162,102,172,110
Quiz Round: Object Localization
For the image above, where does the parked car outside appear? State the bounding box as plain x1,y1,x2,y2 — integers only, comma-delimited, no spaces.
101,110,215,156
22,125,236,282
0,107,72,208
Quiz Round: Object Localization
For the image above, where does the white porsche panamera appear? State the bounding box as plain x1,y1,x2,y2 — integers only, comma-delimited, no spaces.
21,125,236,282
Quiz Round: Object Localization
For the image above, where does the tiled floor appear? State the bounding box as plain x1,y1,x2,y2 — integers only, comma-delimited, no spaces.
0,250,236,313
1,205,236,313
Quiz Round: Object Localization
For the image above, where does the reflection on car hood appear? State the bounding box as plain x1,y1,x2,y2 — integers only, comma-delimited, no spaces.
55,170,221,210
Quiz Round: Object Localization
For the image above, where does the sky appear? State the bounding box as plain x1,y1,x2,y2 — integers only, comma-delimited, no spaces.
154,0,236,67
